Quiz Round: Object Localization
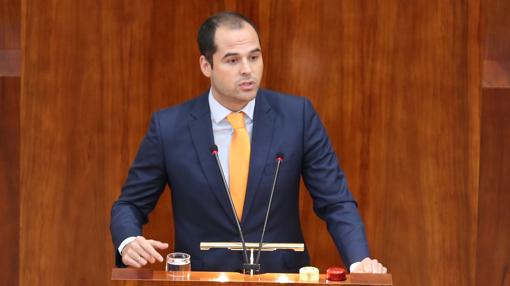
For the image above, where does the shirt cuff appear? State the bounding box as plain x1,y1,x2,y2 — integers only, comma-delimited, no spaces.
118,236,136,255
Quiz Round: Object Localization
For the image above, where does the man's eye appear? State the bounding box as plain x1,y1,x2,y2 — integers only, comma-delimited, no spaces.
227,58,238,64
250,55,259,61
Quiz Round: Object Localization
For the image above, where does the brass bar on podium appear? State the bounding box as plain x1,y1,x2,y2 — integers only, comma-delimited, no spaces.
200,242,304,251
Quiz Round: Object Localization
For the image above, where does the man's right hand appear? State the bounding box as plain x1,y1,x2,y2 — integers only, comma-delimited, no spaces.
121,236,169,268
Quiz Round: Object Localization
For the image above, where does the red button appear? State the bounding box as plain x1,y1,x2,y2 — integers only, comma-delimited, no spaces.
326,267,347,281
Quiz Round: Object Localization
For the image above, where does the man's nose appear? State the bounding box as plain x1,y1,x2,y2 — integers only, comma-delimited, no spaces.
240,58,252,75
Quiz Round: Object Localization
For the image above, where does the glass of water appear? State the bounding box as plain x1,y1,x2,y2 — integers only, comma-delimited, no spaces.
166,252,191,278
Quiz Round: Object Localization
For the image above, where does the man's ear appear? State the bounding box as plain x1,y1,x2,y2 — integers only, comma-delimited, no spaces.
200,55,212,78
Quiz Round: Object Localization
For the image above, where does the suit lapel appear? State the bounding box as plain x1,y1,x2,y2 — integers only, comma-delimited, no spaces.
242,91,275,223
188,93,236,225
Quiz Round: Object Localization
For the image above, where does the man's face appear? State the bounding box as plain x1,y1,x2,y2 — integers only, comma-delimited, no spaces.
200,24,263,111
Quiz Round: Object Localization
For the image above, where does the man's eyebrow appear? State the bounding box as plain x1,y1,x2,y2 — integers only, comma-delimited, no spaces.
221,52,239,60
221,48,262,60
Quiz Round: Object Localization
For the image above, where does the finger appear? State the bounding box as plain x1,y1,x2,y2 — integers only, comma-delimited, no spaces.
135,255,148,266
382,267,388,273
131,242,154,263
138,239,162,263
149,240,169,250
121,237,144,257
362,259,373,273
126,248,148,266
371,259,381,273
121,243,147,267
122,254,142,268
133,237,157,263
145,240,169,262
352,258,370,273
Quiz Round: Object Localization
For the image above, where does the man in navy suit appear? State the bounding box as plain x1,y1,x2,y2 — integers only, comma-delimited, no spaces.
111,12,387,274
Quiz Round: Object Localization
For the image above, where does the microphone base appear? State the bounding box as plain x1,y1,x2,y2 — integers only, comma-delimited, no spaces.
242,263,261,275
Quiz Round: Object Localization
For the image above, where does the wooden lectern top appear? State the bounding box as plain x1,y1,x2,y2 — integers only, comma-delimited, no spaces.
111,268,392,286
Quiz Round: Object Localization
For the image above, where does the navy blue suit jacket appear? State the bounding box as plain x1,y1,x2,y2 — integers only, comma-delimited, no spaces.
110,89,369,273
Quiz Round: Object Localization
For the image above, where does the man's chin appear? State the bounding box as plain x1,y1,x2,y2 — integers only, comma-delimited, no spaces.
240,86,259,97
232,92,256,103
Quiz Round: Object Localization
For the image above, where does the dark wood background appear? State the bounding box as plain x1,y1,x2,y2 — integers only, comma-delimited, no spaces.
0,0,508,285
477,0,510,285
1,1,20,286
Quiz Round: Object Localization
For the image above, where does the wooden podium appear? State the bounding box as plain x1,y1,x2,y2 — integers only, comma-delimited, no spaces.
111,268,392,286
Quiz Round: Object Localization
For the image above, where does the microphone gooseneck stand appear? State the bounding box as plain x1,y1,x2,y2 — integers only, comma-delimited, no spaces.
210,145,252,272
254,153,284,270
209,147,299,275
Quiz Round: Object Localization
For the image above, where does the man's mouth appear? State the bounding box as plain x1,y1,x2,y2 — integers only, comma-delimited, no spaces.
239,81,256,91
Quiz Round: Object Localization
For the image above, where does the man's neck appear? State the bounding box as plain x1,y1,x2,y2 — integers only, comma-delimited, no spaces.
211,90,253,112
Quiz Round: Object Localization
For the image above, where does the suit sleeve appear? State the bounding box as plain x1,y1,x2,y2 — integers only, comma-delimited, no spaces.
110,112,168,267
301,98,370,266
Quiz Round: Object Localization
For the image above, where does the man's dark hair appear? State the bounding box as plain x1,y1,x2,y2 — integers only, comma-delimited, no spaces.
197,12,259,67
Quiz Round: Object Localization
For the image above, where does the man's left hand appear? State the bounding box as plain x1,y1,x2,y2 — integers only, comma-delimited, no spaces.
351,257,387,273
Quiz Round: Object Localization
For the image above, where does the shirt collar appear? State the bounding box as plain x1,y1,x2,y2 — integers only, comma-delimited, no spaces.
208,88,255,124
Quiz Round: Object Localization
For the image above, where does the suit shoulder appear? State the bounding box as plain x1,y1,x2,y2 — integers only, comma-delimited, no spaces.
260,89,306,101
153,93,207,122
259,89,311,112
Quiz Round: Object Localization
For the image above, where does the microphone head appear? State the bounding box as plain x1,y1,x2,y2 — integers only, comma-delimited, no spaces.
276,152,284,161
210,144,219,155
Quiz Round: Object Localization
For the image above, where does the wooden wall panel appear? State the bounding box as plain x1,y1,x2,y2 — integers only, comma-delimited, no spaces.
477,89,510,286
477,0,510,285
0,49,21,76
0,0,21,49
483,0,510,62
0,77,20,286
0,0,21,74
1,1,20,286
20,1,482,286
20,0,268,284
265,1,479,285
21,0,152,284
1,0,21,76
482,0,510,88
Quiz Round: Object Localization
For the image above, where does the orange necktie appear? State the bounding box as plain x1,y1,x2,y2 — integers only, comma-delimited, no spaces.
226,112,251,221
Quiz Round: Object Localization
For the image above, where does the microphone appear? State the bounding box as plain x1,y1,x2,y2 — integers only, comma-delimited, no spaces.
254,152,284,267
209,145,251,272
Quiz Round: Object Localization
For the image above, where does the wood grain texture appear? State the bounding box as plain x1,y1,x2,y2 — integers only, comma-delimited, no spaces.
0,0,21,49
477,88,510,286
482,0,510,62
20,0,261,284
0,49,21,76
481,0,510,88
477,0,510,284
110,268,393,285
0,77,20,286
21,0,156,284
1,1,20,286
265,1,479,285
20,1,481,286
0,0,21,76
483,60,510,88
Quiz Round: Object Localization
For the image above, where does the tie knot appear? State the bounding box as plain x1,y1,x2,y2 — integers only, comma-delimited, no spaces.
227,112,246,129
